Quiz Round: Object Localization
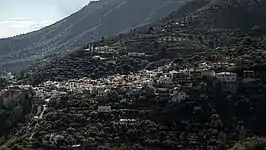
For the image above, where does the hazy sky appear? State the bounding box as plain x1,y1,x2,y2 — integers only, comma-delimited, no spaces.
0,0,91,38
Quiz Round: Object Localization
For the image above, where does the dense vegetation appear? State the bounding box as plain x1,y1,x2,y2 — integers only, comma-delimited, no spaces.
0,88,33,146
0,78,7,89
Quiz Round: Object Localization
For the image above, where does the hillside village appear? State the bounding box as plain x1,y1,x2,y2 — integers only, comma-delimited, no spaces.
1,0,266,149
2,42,266,149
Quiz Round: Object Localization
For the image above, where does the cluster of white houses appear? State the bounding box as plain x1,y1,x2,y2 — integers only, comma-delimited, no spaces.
34,59,256,114
216,72,237,83
128,52,146,57
97,106,112,112
196,62,256,83
215,70,255,83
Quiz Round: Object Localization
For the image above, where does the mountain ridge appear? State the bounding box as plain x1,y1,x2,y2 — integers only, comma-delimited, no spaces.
24,0,266,84
0,0,187,72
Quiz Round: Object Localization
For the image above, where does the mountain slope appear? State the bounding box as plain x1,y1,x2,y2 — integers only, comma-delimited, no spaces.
0,0,187,72
25,0,266,84
184,0,266,29
23,0,213,85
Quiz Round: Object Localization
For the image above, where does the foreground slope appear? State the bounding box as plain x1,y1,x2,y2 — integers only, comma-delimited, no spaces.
0,0,186,72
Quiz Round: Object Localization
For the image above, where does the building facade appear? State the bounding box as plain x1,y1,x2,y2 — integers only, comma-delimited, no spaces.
243,70,255,82
97,106,111,112
216,72,237,83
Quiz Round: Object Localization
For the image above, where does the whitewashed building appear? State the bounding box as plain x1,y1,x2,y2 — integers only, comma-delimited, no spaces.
89,86,97,95
97,89,111,99
186,83,193,88
202,70,216,77
216,72,237,83
212,62,236,69
69,82,76,91
171,89,188,103
199,62,211,70
120,119,136,123
97,106,111,112
179,68,192,77
128,52,145,57
157,75,173,85
243,70,255,82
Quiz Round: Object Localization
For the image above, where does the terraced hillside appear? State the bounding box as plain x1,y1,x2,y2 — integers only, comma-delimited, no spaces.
0,0,187,72
25,0,266,84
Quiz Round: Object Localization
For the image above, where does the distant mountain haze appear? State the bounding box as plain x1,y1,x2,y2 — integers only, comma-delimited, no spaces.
0,0,91,38
0,0,187,72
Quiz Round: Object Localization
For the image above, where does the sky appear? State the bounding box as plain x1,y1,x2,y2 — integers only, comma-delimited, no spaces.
0,0,92,38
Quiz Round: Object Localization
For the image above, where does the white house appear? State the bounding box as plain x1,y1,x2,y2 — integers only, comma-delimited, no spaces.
211,62,235,69
69,82,76,91
172,92,188,103
186,82,193,88
89,86,97,95
157,75,173,85
202,70,216,77
179,68,192,77
169,70,179,77
97,106,111,112
170,70,189,80
120,119,136,123
199,62,211,70
243,70,255,82
43,134,64,145
94,46,108,51
128,52,145,57
97,89,111,99
216,72,237,83
92,55,105,60
172,91,188,103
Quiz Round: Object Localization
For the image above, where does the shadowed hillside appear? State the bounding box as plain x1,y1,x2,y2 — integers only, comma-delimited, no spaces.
183,0,266,30
0,0,187,72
